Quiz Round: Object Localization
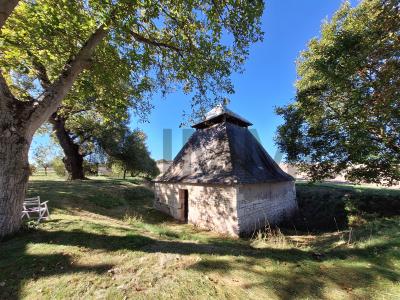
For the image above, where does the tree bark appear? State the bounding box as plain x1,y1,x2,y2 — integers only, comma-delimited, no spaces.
0,110,31,238
29,26,108,132
0,0,20,30
49,113,85,180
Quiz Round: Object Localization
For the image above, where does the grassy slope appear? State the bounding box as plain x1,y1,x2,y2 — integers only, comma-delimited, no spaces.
0,176,399,300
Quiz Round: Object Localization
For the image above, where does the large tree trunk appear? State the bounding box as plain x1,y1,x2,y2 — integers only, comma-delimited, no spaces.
0,10,108,237
0,112,31,238
49,113,86,180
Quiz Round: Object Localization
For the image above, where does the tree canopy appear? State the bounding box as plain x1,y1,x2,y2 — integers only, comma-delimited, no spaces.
276,0,399,185
32,144,53,176
1,0,264,118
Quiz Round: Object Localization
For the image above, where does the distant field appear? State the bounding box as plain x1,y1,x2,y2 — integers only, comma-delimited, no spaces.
0,175,399,299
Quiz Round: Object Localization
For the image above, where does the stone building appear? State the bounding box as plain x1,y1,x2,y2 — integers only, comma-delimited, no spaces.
153,105,297,236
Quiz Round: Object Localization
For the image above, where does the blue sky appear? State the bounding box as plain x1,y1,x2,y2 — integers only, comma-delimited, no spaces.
30,0,357,162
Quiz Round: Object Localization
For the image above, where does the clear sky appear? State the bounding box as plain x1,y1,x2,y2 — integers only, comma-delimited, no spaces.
30,0,357,163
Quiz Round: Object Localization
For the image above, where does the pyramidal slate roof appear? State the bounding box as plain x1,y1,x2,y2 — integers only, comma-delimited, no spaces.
155,106,293,184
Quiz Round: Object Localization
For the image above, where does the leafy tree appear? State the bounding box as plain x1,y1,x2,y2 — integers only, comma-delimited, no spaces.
48,35,149,180
97,125,159,179
276,0,400,185
33,145,52,176
51,157,67,178
50,102,145,180
49,109,113,180
0,0,263,236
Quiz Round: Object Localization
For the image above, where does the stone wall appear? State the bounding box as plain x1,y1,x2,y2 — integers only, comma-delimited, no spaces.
154,183,239,236
154,181,297,237
236,181,297,235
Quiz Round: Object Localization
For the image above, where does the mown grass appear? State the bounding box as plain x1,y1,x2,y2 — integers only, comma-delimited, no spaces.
0,175,399,299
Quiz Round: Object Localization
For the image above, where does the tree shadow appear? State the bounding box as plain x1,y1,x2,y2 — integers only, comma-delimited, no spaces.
190,243,400,299
27,179,167,225
1,225,399,299
0,230,113,299
194,258,398,299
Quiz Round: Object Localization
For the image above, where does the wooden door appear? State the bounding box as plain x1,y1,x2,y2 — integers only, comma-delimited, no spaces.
179,189,189,223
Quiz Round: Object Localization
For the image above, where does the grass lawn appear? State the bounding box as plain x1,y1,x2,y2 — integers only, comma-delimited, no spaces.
0,175,399,299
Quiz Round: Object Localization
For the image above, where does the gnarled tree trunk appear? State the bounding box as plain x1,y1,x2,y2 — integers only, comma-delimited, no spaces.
49,112,85,180
0,110,32,238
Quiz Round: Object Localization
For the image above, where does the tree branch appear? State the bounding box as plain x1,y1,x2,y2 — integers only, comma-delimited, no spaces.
159,5,196,52
1,37,51,99
29,25,109,134
26,50,51,89
0,0,19,30
130,30,182,54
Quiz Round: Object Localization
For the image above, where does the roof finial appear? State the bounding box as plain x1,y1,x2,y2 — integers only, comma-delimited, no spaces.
192,103,252,129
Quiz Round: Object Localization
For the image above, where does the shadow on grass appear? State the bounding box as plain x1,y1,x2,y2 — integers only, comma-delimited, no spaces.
27,179,167,225
1,225,399,299
282,183,400,233
194,256,399,299
0,230,113,299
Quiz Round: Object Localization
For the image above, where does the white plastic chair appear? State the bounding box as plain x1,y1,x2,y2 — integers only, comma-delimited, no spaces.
22,196,49,222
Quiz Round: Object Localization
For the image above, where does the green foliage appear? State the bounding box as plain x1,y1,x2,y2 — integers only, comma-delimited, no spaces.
1,0,264,119
51,157,66,177
110,163,125,178
33,145,53,174
97,124,159,178
83,160,98,176
276,0,400,185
